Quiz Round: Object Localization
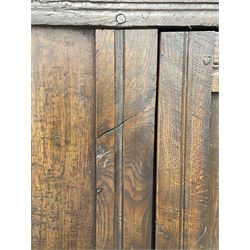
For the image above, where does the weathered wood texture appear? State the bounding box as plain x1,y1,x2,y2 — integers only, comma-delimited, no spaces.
156,31,218,249
32,27,219,250
31,1,218,27
95,29,158,249
32,27,96,249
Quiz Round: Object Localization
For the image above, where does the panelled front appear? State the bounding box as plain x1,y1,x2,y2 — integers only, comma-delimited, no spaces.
32,27,158,249
32,27,218,250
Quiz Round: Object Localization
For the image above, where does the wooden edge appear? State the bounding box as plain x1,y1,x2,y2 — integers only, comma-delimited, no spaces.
31,1,219,27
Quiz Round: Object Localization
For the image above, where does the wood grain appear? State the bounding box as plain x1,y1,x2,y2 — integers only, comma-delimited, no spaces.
95,29,158,249
156,32,185,250
123,30,157,249
32,27,96,249
156,31,216,250
96,29,115,138
96,132,116,249
183,32,215,249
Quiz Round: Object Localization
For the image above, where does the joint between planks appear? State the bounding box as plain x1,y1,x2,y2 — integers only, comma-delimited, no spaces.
179,31,190,250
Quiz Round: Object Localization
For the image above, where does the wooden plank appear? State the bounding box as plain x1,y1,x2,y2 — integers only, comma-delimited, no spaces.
31,1,219,27
207,92,219,249
156,31,215,249
95,29,157,249
95,29,116,249
32,27,96,249
184,31,215,249
156,32,185,250
123,30,157,249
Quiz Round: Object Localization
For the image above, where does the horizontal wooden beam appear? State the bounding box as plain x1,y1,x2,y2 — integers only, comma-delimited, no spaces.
31,1,219,27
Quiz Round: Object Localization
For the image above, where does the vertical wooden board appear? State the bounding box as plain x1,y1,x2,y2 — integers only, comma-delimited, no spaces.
123,29,158,249
207,93,219,249
155,32,185,250
32,27,96,249
95,29,157,249
95,29,116,249
184,31,215,249
156,31,215,250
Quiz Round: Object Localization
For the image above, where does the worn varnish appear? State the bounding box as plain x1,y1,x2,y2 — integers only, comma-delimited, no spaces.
156,31,217,249
32,27,96,249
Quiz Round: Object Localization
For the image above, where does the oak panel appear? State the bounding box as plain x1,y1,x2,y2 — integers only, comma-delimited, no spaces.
156,32,185,250
123,30,157,249
156,31,216,250
184,32,215,249
32,27,96,249
95,29,158,249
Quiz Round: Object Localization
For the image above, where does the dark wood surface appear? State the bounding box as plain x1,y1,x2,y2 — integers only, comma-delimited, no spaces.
156,32,185,250
156,31,218,249
95,29,158,249
32,27,219,250
32,27,96,249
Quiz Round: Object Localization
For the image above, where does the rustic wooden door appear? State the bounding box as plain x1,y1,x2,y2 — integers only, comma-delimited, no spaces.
32,27,218,249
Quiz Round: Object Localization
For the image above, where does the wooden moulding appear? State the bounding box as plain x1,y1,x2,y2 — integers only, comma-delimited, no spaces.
31,1,219,28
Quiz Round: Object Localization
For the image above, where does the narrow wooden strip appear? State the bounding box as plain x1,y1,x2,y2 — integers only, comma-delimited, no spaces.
95,29,115,249
123,29,158,249
114,29,124,250
32,27,96,249
31,2,218,27
156,32,185,250
207,92,219,249
184,31,215,249
96,132,115,249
